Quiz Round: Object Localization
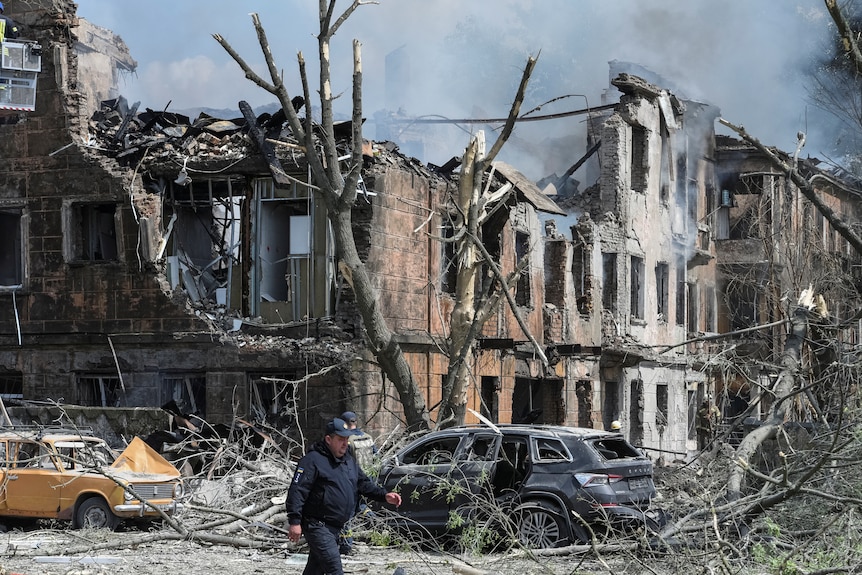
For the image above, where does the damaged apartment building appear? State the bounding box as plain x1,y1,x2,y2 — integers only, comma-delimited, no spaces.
713,136,862,432
2,2,855,457
539,70,723,458
0,1,569,439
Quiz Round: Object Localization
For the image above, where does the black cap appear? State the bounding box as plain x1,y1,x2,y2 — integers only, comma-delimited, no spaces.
326,417,361,437
340,411,358,424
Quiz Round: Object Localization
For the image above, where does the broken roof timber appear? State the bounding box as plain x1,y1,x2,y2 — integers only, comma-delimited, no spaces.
492,161,567,216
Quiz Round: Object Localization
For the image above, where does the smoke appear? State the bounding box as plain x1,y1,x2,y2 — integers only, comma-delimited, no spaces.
348,0,835,178
77,0,837,180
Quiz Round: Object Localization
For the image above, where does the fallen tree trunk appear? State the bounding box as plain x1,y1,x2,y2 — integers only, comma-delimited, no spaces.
725,289,816,500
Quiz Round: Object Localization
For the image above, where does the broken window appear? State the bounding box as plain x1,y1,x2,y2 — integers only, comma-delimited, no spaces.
440,218,457,295
480,376,499,423
629,379,644,445
630,125,647,192
161,374,206,417
687,389,697,440
575,380,593,428
514,231,531,307
251,178,332,322
728,174,771,240
399,436,462,466
602,252,617,312
249,374,296,427
727,281,758,331
655,262,669,322
603,380,619,429
77,374,121,407
0,371,22,400
0,209,23,287
630,255,644,320
705,286,716,333
571,242,591,314
68,203,118,262
675,261,686,326
687,281,699,333
656,383,668,427
512,377,543,424
659,127,670,204
166,177,243,309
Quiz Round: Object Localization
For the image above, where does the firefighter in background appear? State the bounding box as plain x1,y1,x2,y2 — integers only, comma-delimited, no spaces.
696,397,721,450
0,3,20,40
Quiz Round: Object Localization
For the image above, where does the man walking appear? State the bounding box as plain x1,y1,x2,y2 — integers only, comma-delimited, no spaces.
287,417,401,575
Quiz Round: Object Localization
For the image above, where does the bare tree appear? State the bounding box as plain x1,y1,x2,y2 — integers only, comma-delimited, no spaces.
214,2,546,431
436,58,551,428
214,2,430,431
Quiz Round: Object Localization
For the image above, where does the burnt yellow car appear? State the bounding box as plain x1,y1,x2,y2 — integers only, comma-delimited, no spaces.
0,427,184,530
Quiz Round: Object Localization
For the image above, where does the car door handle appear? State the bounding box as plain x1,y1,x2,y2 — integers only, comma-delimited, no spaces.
7,474,18,480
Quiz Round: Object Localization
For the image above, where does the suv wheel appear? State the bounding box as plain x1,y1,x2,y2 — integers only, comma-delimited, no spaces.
75,498,120,531
515,502,571,549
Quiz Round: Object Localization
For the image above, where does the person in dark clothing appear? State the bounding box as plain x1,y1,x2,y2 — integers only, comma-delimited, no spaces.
286,417,401,575
337,411,378,555
0,2,20,40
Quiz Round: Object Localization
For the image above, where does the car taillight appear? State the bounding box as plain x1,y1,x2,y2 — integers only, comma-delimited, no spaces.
575,473,623,487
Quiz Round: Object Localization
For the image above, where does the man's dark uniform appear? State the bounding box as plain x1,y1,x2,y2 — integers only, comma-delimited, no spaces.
287,438,389,575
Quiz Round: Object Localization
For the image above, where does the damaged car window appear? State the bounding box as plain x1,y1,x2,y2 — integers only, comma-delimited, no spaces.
590,438,642,460
399,436,462,466
533,437,571,462
460,435,498,461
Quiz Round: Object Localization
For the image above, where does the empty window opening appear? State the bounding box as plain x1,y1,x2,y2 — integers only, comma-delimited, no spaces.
630,125,647,192
727,281,759,331
572,242,591,314
603,380,619,430
440,218,457,295
675,261,686,326
0,210,23,287
687,388,698,440
656,383,668,427
630,256,645,320
161,374,206,417
629,379,644,446
0,372,23,400
249,374,296,427
514,231,531,306
512,377,543,424
77,374,121,407
687,282,699,333
480,376,499,423
71,203,118,262
655,262,669,322
575,380,593,428
602,252,618,312
706,286,716,333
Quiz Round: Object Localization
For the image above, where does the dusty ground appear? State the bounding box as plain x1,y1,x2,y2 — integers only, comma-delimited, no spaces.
0,447,752,575
0,529,652,575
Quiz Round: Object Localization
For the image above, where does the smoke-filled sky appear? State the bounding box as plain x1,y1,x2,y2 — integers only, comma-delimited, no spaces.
74,0,838,179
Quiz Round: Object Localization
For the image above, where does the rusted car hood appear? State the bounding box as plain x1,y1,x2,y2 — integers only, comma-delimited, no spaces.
109,436,181,480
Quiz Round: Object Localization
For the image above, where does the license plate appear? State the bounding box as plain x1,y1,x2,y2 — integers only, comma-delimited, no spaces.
629,477,649,490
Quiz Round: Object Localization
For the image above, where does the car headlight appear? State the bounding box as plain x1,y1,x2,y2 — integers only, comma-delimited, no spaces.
174,481,185,499
123,487,135,501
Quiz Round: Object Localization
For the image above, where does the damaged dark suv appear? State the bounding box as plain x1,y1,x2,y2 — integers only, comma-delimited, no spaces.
374,424,663,548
